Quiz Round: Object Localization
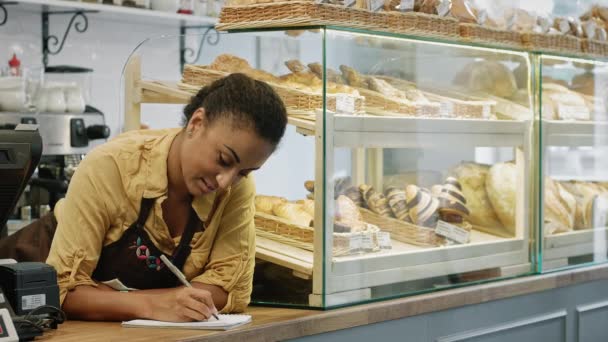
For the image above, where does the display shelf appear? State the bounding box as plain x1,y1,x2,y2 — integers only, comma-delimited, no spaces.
255,227,528,295
13,0,218,26
333,115,531,148
543,120,608,147
543,227,608,270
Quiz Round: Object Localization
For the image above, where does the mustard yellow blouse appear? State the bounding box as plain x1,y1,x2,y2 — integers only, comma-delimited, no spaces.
46,128,256,313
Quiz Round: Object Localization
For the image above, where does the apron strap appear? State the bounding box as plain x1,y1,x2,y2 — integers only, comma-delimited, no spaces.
170,206,201,269
136,198,156,229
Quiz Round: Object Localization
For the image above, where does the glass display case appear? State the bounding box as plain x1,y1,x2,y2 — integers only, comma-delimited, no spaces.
539,54,608,271
120,27,537,308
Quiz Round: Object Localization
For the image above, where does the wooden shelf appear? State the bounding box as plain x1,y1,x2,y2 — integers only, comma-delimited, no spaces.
14,0,218,26
543,120,608,147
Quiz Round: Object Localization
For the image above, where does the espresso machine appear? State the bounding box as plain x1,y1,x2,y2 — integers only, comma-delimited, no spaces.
0,108,110,223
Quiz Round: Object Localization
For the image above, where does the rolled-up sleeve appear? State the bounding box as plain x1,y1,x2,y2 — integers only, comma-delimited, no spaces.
191,176,256,313
46,150,121,305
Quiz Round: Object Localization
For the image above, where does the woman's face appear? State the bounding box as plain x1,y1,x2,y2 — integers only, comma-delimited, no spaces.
181,108,275,196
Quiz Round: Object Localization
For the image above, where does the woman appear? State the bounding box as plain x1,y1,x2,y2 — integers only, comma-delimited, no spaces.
4,73,287,322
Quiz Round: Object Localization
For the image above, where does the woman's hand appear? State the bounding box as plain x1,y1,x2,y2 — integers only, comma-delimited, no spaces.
145,286,218,322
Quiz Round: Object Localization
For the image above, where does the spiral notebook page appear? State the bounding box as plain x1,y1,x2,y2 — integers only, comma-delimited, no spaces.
122,314,252,331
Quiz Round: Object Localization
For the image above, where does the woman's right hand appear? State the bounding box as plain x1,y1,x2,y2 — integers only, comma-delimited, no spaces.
145,286,218,322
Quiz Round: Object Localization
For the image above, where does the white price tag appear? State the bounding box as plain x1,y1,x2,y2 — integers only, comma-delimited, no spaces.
439,101,454,117
435,220,470,244
336,94,356,114
349,235,363,253
557,104,590,121
377,231,392,250
361,234,374,251
21,294,46,311
482,104,492,119
343,0,356,7
368,0,384,12
396,0,414,11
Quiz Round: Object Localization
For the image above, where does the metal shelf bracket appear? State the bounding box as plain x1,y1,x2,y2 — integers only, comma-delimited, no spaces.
0,2,17,26
179,25,220,72
42,9,97,67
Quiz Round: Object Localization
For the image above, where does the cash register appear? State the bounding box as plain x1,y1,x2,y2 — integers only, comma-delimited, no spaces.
0,125,63,341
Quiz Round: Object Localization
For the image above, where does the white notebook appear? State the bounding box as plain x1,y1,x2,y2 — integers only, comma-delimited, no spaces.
122,314,252,331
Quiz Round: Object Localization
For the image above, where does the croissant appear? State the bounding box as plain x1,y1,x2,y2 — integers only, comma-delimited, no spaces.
285,60,307,73
385,187,409,221
255,195,287,214
335,195,362,223
273,202,313,227
405,185,439,227
360,184,394,217
437,177,470,223
343,186,365,207
340,65,369,89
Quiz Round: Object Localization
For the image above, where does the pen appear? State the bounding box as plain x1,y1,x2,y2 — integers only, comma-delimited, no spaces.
160,254,220,321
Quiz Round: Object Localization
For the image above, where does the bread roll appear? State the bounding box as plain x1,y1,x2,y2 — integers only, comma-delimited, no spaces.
485,162,517,235
273,202,313,227
255,195,287,214
335,195,361,223
448,162,504,230
296,199,315,217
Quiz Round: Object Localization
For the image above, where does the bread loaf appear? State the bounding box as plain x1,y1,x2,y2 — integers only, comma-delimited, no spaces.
485,162,517,235
448,162,504,231
544,178,576,234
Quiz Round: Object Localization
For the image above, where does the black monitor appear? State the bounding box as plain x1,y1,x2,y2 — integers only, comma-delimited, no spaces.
0,126,42,236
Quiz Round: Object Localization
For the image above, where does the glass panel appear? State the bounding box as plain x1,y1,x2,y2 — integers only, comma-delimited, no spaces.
121,29,324,308
322,28,535,307
539,55,608,272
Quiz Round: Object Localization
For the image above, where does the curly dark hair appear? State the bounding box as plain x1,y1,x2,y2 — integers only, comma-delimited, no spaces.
183,73,287,146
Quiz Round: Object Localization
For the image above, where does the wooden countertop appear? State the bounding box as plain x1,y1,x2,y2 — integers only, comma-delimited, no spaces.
39,263,608,342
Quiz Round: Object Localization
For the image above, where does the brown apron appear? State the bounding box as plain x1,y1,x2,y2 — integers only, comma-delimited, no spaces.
0,197,202,290
92,197,201,289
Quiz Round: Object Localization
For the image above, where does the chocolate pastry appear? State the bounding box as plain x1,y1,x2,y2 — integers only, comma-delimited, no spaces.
405,185,439,227
385,187,410,221
360,184,394,217
437,177,470,224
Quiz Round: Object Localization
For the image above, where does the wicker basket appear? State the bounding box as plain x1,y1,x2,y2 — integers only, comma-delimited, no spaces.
459,23,523,48
353,87,441,117
374,75,492,119
218,2,459,39
521,32,582,54
359,207,445,247
180,64,365,114
422,92,495,119
255,212,380,256
581,39,608,57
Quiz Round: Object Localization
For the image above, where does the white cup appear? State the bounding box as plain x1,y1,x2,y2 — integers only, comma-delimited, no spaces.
45,86,66,113
0,90,25,112
65,85,86,113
